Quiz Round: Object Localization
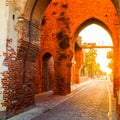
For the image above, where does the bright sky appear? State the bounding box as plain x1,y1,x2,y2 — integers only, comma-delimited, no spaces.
79,24,113,74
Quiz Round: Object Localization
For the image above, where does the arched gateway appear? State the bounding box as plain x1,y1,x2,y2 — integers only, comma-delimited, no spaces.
39,0,119,95
0,0,120,119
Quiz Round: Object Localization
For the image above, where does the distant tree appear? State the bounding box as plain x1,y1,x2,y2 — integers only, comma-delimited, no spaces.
107,50,113,70
85,43,100,77
81,43,106,77
84,46,97,77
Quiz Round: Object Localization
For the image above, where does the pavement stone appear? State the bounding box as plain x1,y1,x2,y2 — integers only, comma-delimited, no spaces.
7,80,118,120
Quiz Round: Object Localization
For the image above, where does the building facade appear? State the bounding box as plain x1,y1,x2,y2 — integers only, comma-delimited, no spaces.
0,0,120,119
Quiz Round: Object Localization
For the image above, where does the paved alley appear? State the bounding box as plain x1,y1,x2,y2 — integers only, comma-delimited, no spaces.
8,80,118,120
32,80,118,120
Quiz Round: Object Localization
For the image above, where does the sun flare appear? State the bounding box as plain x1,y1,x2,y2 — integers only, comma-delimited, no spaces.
79,24,113,74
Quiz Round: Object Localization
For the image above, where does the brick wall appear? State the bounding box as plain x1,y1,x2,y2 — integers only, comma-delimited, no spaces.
74,49,84,84
0,15,40,118
0,0,120,118
1,38,36,118
39,0,119,95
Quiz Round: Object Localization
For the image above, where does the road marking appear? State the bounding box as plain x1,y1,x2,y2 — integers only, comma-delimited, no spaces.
106,80,112,120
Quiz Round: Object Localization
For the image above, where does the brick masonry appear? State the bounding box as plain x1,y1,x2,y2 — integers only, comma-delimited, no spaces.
0,17,40,118
39,0,119,95
0,0,120,119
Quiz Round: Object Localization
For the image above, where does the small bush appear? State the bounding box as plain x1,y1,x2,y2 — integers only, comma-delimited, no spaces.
56,30,70,49
59,40,70,49
56,30,69,41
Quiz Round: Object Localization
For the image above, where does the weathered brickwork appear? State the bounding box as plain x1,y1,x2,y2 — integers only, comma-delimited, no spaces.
1,0,120,119
0,14,40,119
39,0,119,95
74,49,83,84
17,19,40,62
1,38,35,118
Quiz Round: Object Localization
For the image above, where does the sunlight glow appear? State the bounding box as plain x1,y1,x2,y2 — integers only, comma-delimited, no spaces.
79,24,113,74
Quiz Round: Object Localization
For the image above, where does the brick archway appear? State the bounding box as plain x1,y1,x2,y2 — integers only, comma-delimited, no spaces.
39,0,119,95
73,18,114,84
74,18,113,39
1,0,52,118
17,0,52,61
1,0,119,119
74,18,117,87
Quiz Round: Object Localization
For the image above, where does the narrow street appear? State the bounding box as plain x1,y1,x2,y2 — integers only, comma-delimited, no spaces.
32,80,118,120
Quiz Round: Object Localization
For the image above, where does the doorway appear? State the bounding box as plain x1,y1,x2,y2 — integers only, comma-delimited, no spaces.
79,23,113,82
42,52,54,92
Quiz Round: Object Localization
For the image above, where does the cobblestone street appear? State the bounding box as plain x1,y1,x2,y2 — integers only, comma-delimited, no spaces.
8,80,118,120
32,80,118,120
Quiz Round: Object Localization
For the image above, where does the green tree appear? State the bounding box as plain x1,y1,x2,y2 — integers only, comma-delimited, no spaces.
82,43,105,77
85,47,97,77
107,50,113,70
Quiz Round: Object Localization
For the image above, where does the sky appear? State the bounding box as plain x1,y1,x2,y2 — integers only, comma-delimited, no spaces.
79,24,113,74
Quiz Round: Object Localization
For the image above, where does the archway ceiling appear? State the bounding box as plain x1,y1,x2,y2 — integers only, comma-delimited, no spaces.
23,0,36,20
23,0,119,26
23,0,51,26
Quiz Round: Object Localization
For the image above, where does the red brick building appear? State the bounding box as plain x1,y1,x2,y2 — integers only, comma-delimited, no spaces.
0,0,120,119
